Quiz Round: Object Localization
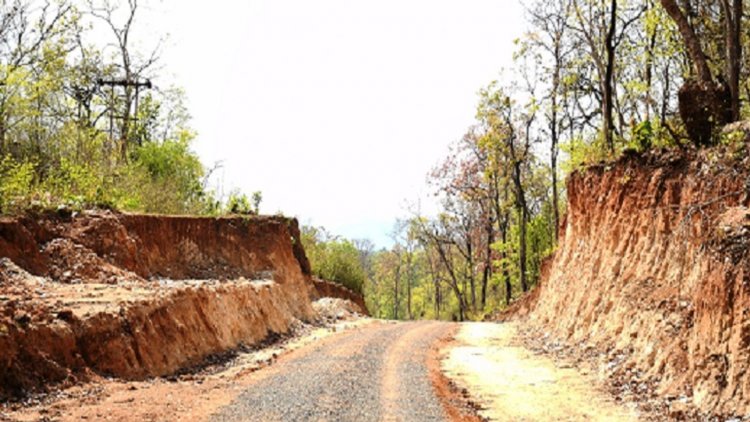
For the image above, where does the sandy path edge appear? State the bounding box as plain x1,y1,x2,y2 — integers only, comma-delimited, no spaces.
440,322,640,422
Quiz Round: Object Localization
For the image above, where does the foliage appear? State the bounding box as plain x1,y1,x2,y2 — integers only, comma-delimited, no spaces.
225,190,262,215
0,156,35,214
225,191,253,215
719,128,749,161
560,137,612,173
302,226,366,295
0,0,233,217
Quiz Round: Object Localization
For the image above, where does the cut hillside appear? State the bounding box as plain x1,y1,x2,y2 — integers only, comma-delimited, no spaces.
506,145,750,418
0,211,319,400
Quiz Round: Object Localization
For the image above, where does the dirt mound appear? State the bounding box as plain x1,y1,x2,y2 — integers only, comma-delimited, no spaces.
312,297,365,322
512,147,750,417
0,211,316,400
311,278,368,315
42,238,142,284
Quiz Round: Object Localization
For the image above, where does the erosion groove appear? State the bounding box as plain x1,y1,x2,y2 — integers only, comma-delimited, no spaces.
0,211,316,400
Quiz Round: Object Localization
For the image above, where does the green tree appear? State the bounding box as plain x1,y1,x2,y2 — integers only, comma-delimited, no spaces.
302,226,366,295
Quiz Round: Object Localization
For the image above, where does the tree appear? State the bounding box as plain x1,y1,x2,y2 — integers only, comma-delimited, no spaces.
721,0,742,122
658,0,739,145
477,83,538,293
525,0,573,241
301,226,367,295
413,215,469,321
570,0,646,151
0,0,77,156
86,0,160,158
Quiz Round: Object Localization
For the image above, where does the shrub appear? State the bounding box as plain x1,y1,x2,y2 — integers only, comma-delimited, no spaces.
225,191,254,215
0,156,35,214
301,226,366,294
128,132,214,214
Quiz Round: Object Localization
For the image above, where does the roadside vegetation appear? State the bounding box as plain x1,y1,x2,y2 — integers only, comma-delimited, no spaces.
0,0,259,216
313,0,750,321
301,226,367,295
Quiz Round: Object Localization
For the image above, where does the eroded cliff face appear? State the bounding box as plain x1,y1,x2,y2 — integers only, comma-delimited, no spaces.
523,149,750,416
0,211,315,399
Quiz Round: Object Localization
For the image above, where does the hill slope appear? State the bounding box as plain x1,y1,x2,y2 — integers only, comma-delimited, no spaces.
513,147,750,417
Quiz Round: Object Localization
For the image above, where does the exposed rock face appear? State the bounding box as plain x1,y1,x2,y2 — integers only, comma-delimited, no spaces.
521,148,750,416
0,211,315,399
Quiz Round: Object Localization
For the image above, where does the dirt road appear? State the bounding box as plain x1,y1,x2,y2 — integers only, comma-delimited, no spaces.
4,320,642,422
443,322,641,421
211,321,456,422
212,320,641,422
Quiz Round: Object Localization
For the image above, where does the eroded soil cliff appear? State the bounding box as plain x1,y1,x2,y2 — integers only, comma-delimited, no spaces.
512,147,750,418
0,211,316,400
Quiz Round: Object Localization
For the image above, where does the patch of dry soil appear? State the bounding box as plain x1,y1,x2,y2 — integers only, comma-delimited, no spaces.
442,322,640,422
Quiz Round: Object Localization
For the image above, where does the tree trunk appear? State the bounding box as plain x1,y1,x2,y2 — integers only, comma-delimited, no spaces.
501,218,512,306
512,160,529,293
467,240,476,312
435,278,441,319
660,0,731,145
434,238,466,322
659,0,712,83
0,112,6,158
519,205,529,293
120,81,133,161
551,49,561,242
603,0,617,152
393,263,400,320
721,0,742,122
481,220,492,310
645,0,658,121
406,252,412,320
426,252,441,319
661,63,671,122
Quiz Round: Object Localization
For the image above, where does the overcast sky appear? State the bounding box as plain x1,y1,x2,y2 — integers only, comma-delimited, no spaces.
148,1,525,247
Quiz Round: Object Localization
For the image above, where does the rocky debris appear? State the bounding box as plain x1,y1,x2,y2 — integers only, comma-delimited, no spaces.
42,238,143,284
312,297,364,323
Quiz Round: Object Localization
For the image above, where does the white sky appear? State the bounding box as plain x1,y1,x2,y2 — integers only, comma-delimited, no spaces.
148,0,525,247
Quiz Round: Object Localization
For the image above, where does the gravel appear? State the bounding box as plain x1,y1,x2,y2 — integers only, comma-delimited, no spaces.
212,321,454,422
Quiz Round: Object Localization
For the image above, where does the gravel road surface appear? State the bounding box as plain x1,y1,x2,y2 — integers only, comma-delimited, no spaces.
212,321,455,422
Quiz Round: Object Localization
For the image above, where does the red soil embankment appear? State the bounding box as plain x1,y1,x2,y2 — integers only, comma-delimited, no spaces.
311,278,368,315
513,148,750,416
0,211,315,399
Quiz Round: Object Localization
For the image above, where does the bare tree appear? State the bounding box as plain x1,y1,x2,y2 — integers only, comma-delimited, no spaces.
86,0,160,159
526,0,573,240
570,0,644,152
